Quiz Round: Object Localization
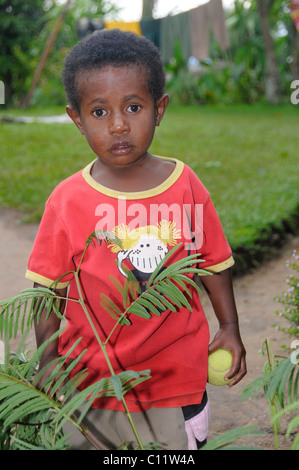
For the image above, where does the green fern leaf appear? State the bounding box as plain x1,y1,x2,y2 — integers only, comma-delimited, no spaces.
142,291,167,312
148,288,177,312
110,375,122,400
155,280,183,308
127,303,152,319
100,294,121,318
136,297,162,316
164,279,192,310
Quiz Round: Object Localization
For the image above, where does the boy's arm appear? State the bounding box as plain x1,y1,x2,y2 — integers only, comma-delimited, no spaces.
199,268,247,386
33,282,67,396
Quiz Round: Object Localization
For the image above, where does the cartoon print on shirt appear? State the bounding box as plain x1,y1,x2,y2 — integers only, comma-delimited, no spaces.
107,220,181,291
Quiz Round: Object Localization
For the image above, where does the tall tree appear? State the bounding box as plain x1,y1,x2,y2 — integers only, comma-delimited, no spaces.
256,0,281,103
0,0,46,106
0,0,118,107
22,0,72,109
290,18,299,80
142,0,156,18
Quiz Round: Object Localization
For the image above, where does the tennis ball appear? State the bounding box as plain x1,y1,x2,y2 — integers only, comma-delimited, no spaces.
207,349,234,386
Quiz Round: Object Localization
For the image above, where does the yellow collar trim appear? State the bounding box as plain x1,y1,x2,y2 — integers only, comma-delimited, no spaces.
82,156,184,199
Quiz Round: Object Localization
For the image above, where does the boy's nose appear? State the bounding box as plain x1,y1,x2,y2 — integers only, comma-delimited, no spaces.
109,113,129,134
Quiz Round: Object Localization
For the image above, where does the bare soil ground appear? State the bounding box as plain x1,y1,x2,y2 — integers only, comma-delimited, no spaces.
0,207,298,450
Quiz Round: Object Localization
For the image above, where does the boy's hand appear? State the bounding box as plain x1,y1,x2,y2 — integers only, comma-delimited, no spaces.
208,323,247,386
199,268,247,387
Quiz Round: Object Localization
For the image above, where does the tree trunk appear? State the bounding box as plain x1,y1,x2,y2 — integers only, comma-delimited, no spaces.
142,0,155,18
256,0,281,104
21,0,71,109
290,21,299,81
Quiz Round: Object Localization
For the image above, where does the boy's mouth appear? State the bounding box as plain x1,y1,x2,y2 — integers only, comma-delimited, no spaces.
109,141,135,156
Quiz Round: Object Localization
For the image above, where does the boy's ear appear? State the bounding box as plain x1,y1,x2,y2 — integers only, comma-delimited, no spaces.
155,94,169,127
66,105,85,135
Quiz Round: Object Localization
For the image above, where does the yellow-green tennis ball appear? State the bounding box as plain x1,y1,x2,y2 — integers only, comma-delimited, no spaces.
208,349,234,386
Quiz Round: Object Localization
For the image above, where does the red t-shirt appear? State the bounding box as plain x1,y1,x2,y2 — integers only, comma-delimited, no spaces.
26,157,234,411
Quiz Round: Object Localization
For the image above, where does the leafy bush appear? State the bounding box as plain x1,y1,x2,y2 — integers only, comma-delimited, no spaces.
242,339,299,450
242,250,299,450
274,250,299,338
0,234,208,450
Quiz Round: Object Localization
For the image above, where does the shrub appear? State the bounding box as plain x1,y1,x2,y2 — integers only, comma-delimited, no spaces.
274,250,299,338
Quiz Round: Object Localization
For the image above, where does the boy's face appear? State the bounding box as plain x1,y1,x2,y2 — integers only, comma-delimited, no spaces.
66,65,168,169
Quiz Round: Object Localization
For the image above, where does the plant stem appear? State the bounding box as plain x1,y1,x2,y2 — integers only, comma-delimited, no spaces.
104,287,144,346
264,339,279,450
73,270,144,450
271,402,279,450
72,416,110,450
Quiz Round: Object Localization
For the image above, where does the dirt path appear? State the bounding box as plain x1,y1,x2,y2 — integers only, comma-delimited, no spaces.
205,236,299,450
0,207,298,450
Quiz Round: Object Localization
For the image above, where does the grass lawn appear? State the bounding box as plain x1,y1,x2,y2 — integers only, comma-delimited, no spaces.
1,103,298,270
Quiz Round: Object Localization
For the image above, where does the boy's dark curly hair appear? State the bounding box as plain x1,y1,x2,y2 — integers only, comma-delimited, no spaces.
62,29,165,113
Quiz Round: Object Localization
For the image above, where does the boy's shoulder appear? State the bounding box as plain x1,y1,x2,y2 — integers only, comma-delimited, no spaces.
180,161,210,197
157,156,210,201
47,167,85,203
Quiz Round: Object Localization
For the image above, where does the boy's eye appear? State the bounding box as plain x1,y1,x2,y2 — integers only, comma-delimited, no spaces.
93,108,107,118
127,104,141,113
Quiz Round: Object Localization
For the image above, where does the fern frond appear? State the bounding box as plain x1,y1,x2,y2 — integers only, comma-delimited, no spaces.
0,375,53,429
0,348,151,447
242,356,299,411
101,243,210,325
271,399,299,450
201,426,264,450
0,287,65,340
141,291,166,312
143,287,177,312
52,369,151,433
87,230,122,249
100,293,122,319
146,243,207,286
0,232,211,450
126,302,152,319
135,297,162,316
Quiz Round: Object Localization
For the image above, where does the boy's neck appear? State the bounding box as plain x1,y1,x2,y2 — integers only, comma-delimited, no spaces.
90,154,176,193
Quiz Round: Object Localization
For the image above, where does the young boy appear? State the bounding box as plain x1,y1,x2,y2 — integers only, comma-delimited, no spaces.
26,30,246,450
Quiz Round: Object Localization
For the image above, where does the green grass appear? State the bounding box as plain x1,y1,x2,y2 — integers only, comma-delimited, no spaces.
152,104,299,252
0,103,298,268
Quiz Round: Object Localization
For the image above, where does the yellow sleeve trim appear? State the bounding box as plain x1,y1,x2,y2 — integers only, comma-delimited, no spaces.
25,270,70,289
201,256,235,274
